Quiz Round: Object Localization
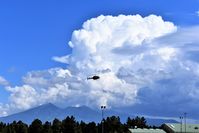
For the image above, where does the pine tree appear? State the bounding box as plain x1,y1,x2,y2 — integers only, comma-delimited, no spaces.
29,119,43,133
16,121,28,133
104,116,122,133
80,121,86,133
85,122,97,133
61,116,77,133
52,118,61,133
42,121,53,133
0,122,6,133
126,116,148,129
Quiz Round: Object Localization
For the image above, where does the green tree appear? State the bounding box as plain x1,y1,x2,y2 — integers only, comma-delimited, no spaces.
15,121,28,133
126,116,147,129
79,121,86,133
29,119,43,133
0,122,6,133
42,121,53,133
5,124,14,133
61,116,78,133
85,122,97,133
104,116,123,133
52,119,61,133
9,121,17,133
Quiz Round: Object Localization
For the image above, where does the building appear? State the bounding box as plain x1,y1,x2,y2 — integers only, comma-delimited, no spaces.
163,123,199,133
129,123,199,133
129,128,166,133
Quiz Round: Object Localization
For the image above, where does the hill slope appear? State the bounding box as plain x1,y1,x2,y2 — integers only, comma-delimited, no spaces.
0,103,178,126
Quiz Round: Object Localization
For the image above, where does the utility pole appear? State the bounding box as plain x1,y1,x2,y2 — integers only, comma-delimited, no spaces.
180,116,183,133
184,112,187,133
101,106,106,133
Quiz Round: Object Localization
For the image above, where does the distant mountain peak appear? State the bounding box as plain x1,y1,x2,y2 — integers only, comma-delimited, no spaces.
44,102,54,106
40,103,57,107
0,104,178,126
29,103,60,111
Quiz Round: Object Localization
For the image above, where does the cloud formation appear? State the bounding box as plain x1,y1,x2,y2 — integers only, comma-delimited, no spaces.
2,14,199,119
52,55,70,64
0,76,9,86
196,10,199,16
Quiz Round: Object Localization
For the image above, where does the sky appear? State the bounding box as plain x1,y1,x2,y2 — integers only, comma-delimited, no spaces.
0,0,199,120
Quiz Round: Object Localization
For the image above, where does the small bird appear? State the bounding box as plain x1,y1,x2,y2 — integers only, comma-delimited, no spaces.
87,75,100,80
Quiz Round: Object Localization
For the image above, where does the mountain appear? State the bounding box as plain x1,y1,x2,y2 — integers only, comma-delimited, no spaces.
0,103,102,124
0,103,62,124
0,103,178,126
146,118,178,126
58,106,101,122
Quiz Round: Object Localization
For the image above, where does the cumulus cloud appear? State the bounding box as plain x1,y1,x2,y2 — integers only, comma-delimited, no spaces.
118,26,199,118
52,55,70,64
1,14,177,115
6,85,38,111
0,103,8,116
0,76,9,86
2,14,199,119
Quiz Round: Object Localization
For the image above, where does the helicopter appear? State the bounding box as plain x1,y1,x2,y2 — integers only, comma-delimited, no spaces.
87,75,100,80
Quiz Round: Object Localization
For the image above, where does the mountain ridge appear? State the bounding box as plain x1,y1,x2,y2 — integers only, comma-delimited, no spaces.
0,103,177,126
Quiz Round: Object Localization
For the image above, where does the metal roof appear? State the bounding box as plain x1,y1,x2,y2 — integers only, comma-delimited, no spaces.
164,123,199,133
129,128,166,133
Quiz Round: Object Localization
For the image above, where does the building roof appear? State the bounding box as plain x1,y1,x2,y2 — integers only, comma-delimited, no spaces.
129,128,166,133
164,123,199,133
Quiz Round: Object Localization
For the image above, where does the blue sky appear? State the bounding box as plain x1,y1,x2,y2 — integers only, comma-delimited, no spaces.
0,0,199,119
0,0,198,85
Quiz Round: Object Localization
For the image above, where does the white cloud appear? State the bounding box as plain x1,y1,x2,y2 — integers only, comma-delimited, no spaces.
156,47,177,61
0,103,8,116
4,71,76,114
67,14,176,75
0,76,9,86
6,85,38,111
196,10,199,16
4,14,199,118
22,68,72,88
120,26,199,118
52,55,70,64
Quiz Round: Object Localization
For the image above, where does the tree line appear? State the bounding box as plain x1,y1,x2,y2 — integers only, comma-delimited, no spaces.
0,116,156,133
